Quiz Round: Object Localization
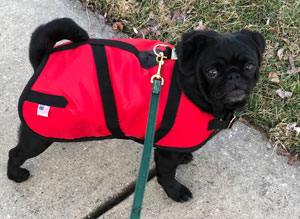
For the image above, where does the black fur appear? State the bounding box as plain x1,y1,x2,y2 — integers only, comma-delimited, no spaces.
29,18,89,69
7,18,265,202
175,30,265,117
8,124,53,182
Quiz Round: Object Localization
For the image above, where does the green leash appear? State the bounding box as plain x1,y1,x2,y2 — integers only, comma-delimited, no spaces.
130,47,167,219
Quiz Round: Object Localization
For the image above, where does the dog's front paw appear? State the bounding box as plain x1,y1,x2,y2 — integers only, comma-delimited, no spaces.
160,179,193,202
7,167,30,183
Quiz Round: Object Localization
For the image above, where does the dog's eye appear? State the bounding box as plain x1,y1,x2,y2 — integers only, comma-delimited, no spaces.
207,68,218,78
244,63,255,72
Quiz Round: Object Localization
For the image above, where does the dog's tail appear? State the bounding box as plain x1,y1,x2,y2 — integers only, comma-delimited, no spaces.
29,18,89,69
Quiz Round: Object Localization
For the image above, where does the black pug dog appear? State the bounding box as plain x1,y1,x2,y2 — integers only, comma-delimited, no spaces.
7,18,265,202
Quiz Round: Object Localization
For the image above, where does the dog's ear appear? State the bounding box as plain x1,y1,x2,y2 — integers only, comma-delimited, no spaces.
177,31,217,76
240,30,266,56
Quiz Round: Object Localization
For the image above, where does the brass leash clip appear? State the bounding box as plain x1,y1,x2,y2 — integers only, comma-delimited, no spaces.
150,44,168,85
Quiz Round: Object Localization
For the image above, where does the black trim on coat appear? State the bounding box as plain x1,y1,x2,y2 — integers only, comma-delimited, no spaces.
51,39,172,69
51,39,140,58
155,130,220,152
91,44,125,138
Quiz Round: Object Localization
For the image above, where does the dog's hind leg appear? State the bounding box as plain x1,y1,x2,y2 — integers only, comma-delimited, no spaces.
154,149,193,202
7,124,53,183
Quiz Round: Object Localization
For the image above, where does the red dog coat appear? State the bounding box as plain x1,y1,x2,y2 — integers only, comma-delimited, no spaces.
19,39,233,152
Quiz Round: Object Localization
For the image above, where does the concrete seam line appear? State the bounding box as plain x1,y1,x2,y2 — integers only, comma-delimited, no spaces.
84,168,157,219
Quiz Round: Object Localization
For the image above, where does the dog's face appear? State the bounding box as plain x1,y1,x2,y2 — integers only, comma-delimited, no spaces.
177,30,265,115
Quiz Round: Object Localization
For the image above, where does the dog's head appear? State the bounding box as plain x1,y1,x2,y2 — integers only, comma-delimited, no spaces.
176,30,265,116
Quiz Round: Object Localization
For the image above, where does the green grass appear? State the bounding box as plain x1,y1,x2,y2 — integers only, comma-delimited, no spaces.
85,0,300,156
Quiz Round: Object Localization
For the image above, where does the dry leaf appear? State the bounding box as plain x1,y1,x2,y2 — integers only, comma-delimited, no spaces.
138,28,151,38
286,122,297,131
149,12,155,20
286,53,300,74
238,117,248,123
194,20,206,30
133,27,138,34
113,22,123,33
268,72,280,83
138,26,161,38
276,89,292,99
268,27,277,33
277,47,285,60
277,150,290,156
142,20,161,36
288,155,298,166
96,12,106,30
282,38,290,43
286,122,300,134
171,11,185,25
148,19,156,27
272,42,279,56
149,26,161,36
295,127,300,134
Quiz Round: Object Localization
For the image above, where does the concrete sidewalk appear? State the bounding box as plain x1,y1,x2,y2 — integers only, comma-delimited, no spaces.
103,122,300,219
0,0,299,219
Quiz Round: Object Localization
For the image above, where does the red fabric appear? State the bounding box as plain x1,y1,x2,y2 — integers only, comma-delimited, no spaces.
21,39,215,149
24,44,110,138
155,95,215,148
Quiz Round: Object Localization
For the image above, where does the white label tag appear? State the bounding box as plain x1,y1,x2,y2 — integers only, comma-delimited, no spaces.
37,104,50,117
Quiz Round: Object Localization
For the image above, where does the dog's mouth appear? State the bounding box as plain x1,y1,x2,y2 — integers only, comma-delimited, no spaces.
223,89,248,104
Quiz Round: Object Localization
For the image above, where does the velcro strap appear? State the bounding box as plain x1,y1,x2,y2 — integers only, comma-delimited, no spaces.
164,47,172,59
26,90,68,108
91,44,125,138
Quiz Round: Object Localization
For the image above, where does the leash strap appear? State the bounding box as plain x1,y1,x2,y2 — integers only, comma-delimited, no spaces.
130,80,161,219
130,46,167,219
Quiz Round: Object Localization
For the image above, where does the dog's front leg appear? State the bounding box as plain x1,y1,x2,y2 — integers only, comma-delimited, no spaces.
154,149,193,202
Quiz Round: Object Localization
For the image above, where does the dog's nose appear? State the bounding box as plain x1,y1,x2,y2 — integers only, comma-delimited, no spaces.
227,72,240,82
